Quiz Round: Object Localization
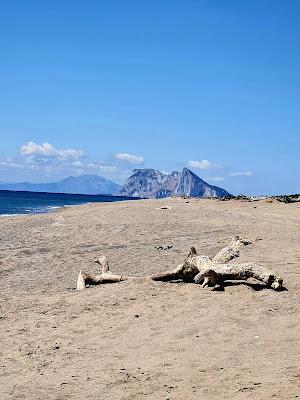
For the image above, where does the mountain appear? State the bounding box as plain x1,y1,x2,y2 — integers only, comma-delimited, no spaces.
0,169,230,198
0,175,120,195
119,168,230,198
174,168,230,197
118,169,180,198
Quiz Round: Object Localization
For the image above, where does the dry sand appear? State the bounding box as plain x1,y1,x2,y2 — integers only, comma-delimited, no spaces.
0,198,299,399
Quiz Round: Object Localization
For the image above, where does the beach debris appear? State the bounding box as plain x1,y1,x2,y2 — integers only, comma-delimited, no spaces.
77,236,284,291
150,236,284,291
212,236,251,263
154,245,173,250
273,194,300,204
193,261,283,290
232,195,252,202
76,256,137,290
231,194,300,204
155,206,172,210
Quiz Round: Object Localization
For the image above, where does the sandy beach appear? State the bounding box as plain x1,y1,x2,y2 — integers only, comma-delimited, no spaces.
0,198,299,399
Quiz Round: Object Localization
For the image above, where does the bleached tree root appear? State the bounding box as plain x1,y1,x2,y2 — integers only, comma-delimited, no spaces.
149,247,201,282
149,236,284,291
77,237,284,291
77,256,135,290
193,262,283,290
149,268,184,282
149,236,250,282
212,236,252,263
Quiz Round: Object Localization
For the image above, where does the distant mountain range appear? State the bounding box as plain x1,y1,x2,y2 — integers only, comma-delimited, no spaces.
0,168,231,198
119,168,230,198
0,175,120,195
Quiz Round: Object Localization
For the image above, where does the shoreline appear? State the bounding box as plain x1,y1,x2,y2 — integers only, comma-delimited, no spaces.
0,190,142,217
1,191,299,218
0,203,86,217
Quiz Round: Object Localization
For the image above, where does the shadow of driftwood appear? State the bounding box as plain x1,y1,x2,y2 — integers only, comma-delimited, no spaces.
165,279,288,291
211,281,288,292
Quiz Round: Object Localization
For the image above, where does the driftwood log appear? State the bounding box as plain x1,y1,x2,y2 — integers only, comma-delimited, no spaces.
77,256,136,290
149,236,251,282
150,236,283,290
77,236,284,291
193,261,283,290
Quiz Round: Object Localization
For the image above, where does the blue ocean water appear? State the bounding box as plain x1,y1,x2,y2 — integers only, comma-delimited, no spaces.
0,190,138,216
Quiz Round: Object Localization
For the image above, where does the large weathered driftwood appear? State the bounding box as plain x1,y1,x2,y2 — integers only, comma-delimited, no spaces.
150,236,283,290
77,236,284,291
149,236,251,282
193,261,283,290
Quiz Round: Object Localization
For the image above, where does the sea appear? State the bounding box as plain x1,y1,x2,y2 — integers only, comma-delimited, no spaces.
0,190,138,216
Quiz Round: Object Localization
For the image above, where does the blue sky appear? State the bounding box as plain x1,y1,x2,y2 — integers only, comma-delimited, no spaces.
0,0,299,195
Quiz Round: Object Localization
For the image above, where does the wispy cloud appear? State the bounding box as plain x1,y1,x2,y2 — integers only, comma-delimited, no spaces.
113,152,144,165
0,158,23,169
229,171,253,177
187,160,215,170
87,163,118,173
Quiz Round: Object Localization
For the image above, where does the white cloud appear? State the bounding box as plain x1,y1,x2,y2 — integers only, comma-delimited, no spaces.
207,176,224,182
114,152,144,165
0,140,135,184
20,141,84,164
87,163,118,173
0,158,23,168
71,161,84,167
229,171,253,177
187,160,215,170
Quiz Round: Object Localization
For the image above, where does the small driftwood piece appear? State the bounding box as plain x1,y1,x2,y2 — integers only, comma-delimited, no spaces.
77,256,135,290
150,236,283,291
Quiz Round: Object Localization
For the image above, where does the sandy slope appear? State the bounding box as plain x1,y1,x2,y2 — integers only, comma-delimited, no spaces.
0,198,299,399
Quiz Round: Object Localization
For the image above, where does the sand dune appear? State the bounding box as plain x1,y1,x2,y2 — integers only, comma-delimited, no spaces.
0,198,299,399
